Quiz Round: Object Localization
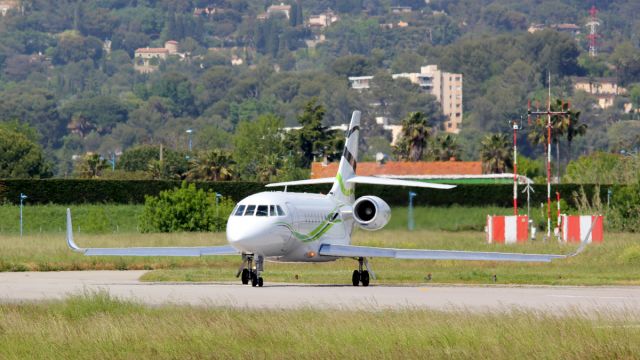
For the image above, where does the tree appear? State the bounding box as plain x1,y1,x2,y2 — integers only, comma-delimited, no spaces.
0,127,52,178
331,55,373,77
117,145,188,179
59,96,129,134
51,32,103,65
233,114,285,180
611,42,640,86
480,133,512,173
0,86,63,148
186,150,235,181
74,153,109,179
394,112,430,161
564,152,640,185
284,100,343,168
428,134,461,161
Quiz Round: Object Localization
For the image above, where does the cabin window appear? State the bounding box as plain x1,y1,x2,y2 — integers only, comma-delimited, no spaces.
256,205,268,216
234,205,246,216
269,205,276,216
276,205,286,216
244,205,256,216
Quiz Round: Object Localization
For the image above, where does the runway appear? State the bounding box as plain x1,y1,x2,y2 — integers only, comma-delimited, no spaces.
1,271,640,314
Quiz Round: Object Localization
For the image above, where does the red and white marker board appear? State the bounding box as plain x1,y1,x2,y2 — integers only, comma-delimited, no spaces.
486,215,529,244
561,215,603,243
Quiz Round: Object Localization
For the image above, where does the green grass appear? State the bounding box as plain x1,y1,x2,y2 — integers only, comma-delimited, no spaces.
2,227,640,286
0,204,517,234
1,203,638,286
142,229,640,286
0,204,143,234
1,293,639,359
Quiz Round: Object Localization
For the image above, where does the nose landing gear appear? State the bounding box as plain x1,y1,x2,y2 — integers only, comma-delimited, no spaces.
352,257,372,287
236,254,264,287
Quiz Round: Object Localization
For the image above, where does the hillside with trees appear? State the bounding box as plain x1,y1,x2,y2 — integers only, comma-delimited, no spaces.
0,0,639,181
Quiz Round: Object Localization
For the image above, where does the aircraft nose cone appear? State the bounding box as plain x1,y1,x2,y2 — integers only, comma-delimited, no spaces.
226,220,268,251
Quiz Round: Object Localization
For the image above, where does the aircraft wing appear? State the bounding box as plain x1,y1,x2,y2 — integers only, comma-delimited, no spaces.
266,176,456,190
347,176,456,190
266,177,335,187
319,244,569,262
66,209,238,257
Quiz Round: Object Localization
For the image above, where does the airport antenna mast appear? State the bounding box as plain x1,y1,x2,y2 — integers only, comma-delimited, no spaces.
586,5,600,57
527,73,570,239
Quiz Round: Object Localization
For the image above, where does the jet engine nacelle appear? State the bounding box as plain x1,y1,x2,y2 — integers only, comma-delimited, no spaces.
353,196,391,231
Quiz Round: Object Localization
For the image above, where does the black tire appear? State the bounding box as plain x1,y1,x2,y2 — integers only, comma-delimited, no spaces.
251,271,258,287
352,270,360,286
361,270,370,287
241,269,250,285
258,277,264,287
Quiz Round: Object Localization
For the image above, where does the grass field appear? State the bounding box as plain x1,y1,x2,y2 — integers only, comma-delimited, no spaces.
1,203,638,286
0,293,639,359
2,224,640,285
0,204,519,234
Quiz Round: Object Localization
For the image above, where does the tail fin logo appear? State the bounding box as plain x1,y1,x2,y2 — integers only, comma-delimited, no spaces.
342,146,357,172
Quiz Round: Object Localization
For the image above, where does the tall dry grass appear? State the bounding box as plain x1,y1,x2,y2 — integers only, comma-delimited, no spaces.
0,293,638,359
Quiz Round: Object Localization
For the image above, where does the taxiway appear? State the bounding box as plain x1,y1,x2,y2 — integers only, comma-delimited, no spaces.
1,271,639,314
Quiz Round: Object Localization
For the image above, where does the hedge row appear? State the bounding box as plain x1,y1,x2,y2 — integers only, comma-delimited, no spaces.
0,179,615,207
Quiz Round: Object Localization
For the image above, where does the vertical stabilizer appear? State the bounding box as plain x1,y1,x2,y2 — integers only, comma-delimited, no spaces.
329,111,360,203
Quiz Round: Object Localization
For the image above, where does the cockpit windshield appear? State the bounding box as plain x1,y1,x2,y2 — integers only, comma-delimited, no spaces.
244,205,256,216
256,205,268,216
234,204,286,216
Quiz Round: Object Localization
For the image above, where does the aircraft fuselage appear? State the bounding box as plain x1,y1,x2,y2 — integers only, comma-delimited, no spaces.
226,191,352,262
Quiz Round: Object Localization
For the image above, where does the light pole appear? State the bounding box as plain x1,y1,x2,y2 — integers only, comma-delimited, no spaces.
19,193,27,237
408,191,417,231
108,152,117,171
186,129,194,160
215,192,222,218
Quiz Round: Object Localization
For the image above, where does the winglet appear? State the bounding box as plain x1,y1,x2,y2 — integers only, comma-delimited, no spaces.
66,208,85,254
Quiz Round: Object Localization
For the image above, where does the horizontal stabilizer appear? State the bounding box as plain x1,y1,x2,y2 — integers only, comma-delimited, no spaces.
66,208,238,257
319,244,567,262
347,176,456,190
266,178,335,187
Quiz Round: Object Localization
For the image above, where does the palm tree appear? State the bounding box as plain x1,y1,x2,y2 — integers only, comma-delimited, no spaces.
556,102,587,175
480,133,512,173
186,150,235,181
429,134,461,161
393,112,430,161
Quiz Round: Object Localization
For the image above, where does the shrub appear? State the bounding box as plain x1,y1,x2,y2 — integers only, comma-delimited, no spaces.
138,182,235,232
608,181,640,232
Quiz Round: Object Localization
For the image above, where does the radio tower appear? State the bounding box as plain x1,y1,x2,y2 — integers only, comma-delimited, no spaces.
586,5,600,57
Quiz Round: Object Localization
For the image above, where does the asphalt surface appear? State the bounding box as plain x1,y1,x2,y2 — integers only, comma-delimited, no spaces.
1,271,640,314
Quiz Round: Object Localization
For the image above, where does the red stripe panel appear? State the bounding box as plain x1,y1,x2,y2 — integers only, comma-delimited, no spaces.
516,215,528,243
591,216,604,243
492,216,505,244
567,216,581,243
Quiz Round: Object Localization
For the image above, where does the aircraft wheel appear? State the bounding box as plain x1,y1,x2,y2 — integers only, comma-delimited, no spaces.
241,269,250,285
251,271,258,287
361,270,370,287
351,270,360,286
258,277,264,287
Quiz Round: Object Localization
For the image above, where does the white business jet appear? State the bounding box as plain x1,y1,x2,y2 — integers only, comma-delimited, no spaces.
67,111,577,287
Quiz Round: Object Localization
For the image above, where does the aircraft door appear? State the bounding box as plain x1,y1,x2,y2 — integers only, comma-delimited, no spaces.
281,202,297,252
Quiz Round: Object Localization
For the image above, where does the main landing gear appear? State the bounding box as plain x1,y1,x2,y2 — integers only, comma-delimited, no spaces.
236,254,264,287
352,257,371,287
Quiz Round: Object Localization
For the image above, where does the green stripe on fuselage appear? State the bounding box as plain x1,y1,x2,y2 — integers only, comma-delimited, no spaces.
276,210,343,243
